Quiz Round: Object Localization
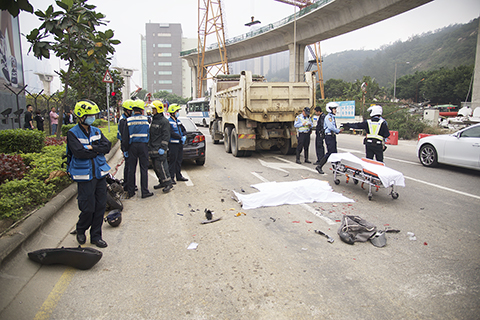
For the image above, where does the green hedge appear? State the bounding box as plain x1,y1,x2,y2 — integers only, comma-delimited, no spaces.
61,124,76,136
0,127,118,221
0,129,45,154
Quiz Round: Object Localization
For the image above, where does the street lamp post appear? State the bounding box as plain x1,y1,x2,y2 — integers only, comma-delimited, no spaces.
393,61,409,101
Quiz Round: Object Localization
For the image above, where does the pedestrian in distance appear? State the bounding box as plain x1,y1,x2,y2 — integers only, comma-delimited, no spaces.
49,106,59,135
343,105,390,162
125,99,153,199
167,104,188,184
66,100,112,248
148,100,174,193
34,110,44,131
313,106,326,165
315,102,344,174
294,107,313,164
23,104,33,130
118,99,135,192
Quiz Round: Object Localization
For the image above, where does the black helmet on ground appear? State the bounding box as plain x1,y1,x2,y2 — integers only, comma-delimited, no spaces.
105,209,122,227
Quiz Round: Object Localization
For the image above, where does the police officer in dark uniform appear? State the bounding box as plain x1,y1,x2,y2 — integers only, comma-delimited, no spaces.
118,99,134,192
294,107,313,164
344,105,390,162
124,100,153,199
167,104,188,184
67,100,111,248
148,100,174,192
316,102,343,174
314,106,326,165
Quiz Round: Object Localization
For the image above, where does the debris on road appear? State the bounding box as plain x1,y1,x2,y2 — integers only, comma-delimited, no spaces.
407,232,417,241
270,217,276,222
314,230,335,243
187,242,198,250
234,212,246,217
205,209,213,220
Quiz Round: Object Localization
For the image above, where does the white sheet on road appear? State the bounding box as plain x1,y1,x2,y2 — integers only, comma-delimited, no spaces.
233,179,354,210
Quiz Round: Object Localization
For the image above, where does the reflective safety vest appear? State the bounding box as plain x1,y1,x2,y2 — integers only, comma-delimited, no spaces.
294,114,312,133
169,117,184,144
117,114,127,141
67,125,111,181
366,119,385,141
127,114,149,143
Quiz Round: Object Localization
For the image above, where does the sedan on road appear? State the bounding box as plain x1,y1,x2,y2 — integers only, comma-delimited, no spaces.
178,117,206,166
417,123,480,170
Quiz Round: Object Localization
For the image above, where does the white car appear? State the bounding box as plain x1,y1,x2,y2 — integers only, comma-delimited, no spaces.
417,123,480,170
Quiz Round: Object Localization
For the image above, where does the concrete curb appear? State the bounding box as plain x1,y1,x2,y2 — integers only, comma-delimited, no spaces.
0,140,120,266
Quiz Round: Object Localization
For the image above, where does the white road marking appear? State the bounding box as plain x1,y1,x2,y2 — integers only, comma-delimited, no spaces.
148,169,194,186
259,157,317,173
250,172,336,225
338,147,419,165
404,175,480,200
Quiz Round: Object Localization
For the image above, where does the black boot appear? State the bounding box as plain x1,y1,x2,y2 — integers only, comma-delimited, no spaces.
304,151,311,163
296,150,301,164
315,157,327,174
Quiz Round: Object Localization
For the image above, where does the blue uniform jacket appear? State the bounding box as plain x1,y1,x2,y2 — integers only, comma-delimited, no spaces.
67,124,112,181
324,113,340,134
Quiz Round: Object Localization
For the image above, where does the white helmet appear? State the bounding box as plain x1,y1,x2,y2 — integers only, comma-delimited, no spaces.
326,102,339,113
368,105,383,117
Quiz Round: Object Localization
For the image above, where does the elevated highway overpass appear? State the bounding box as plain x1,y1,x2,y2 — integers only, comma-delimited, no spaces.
181,0,432,97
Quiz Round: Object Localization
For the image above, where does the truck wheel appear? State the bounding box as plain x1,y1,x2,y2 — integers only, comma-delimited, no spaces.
280,139,295,155
224,127,232,153
231,128,244,157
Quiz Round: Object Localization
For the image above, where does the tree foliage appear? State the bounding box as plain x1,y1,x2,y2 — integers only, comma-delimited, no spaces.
26,0,120,137
152,91,191,105
0,0,34,17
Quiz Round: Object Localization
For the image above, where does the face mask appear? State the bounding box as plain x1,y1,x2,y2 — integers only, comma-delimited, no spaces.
84,115,95,125
175,111,179,118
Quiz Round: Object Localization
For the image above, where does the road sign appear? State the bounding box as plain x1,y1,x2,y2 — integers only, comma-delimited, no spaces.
102,70,114,83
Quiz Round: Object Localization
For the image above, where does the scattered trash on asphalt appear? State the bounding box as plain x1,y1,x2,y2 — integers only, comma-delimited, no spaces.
177,213,184,216
235,212,246,217
314,230,335,243
370,230,387,247
205,209,213,220
201,217,222,224
187,242,198,250
292,221,300,223
241,188,245,192
407,232,417,241
385,227,400,233
270,217,276,222
423,242,428,246
305,220,313,224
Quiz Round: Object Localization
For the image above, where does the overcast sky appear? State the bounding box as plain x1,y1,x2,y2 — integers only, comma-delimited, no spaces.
18,0,480,92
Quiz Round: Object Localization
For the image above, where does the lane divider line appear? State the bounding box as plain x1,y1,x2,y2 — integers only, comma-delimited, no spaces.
404,175,480,200
34,267,76,320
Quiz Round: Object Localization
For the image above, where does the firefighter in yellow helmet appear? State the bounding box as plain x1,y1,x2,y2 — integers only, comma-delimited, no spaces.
148,100,173,192
124,99,153,199
67,100,111,248
167,104,188,183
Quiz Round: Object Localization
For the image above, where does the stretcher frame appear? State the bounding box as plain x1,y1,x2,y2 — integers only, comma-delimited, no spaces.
330,157,400,201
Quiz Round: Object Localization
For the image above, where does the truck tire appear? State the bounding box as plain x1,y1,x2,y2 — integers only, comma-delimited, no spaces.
280,139,296,155
224,127,232,153
231,128,242,157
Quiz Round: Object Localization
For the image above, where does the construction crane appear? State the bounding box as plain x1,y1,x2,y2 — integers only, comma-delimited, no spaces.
197,0,229,98
274,0,325,99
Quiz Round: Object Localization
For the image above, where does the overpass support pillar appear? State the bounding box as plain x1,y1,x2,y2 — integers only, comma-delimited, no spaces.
471,16,480,111
288,43,306,82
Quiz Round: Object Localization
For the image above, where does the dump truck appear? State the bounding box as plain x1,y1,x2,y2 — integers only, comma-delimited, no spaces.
209,71,316,157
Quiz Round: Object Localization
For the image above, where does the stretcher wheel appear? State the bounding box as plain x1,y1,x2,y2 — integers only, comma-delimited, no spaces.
391,192,399,199
353,178,358,185
334,179,340,185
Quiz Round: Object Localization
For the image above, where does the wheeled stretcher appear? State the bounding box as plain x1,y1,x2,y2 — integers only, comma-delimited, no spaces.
327,153,405,200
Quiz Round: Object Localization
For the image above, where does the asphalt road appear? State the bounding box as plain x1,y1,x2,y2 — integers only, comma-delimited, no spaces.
0,131,479,319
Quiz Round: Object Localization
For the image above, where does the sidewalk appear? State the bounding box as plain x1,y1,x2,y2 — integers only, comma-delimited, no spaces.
0,141,121,266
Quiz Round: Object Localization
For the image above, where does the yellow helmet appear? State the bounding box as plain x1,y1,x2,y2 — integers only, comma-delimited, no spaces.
122,99,135,110
151,100,164,113
74,99,100,118
167,104,181,114
133,99,145,110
